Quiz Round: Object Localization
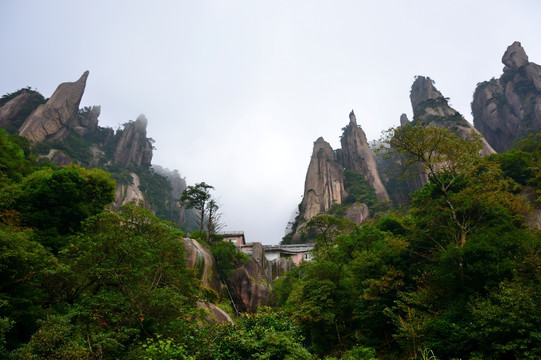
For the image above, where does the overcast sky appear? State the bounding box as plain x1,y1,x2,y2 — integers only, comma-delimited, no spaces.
2,1,540,244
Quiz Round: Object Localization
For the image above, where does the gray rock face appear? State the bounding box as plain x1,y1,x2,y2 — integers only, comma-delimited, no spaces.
502,41,529,71
473,42,541,152
299,137,346,222
339,110,390,201
0,90,45,129
182,238,222,295
228,243,272,313
400,113,410,126
18,71,89,142
113,114,153,167
411,76,495,156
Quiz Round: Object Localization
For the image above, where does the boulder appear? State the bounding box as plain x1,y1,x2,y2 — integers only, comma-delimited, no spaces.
196,301,234,324
228,243,272,313
182,238,222,295
113,114,153,167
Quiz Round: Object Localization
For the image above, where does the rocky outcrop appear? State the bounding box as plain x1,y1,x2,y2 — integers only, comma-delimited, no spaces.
345,202,370,224
0,90,45,130
290,111,392,242
400,113,410,126
228,243,272,313
113,173,145,208
196,301,233,324
73,106,100,136
411,76,495,156
18,71,89,142
299,137,346,222
113,114,153,168
182,238,222,295
339,111,390,201
473,42,541,152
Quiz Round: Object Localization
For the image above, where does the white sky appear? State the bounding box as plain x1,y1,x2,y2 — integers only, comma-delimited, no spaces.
2,1,540,244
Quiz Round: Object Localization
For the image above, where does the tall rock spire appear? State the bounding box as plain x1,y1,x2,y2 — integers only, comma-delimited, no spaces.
339,111,390,202
299,137,346,222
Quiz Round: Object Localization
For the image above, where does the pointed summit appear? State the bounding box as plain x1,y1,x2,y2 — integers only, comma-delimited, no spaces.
349,110,357,125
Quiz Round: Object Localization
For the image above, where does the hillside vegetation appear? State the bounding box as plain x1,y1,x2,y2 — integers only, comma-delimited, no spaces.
1,124,540,359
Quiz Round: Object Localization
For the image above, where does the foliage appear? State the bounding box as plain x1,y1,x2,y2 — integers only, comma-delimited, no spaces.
343,169,378,207
0,130,35,186
8,164,115,252
196,307,313,360
23,205,201,359
210,241,249,279
181,182,215,234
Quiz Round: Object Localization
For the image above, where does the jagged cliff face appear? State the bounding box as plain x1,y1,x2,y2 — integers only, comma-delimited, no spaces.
18,71,89,142
411,76,495,156
339,111,390,201
473,42,541,152
300,137,346,222
113,114,153,168
0,72,185,226
290,112,391,243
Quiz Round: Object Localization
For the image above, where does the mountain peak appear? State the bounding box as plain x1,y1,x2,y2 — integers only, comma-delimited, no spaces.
410,76,444,115
502,41,529,71
349,110,357,125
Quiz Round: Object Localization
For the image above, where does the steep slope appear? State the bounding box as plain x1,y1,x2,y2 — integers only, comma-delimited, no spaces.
286,111,389,243
113,114,153,168
338,111,390,201
472,41,541,152
300,137,346,222
411,76,496,156
377,77,496,206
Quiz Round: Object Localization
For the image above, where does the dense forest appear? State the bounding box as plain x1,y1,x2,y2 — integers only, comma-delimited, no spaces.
1,120,540,360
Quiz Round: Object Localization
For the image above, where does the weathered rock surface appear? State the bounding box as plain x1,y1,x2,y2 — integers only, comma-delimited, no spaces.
228,243,272,313
339,111,390,201
345,202,370,224
18,71,89,142
473,42,541,152
182,238,222,295
113,114,153,168
0,90,45,129
196,301,233,324
113,172,145,208
291,111,391,242
299,137,346,222
411,76,495,156
400,113,410,126
1,72,186,227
